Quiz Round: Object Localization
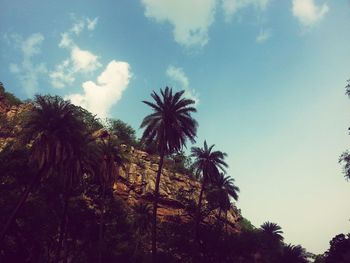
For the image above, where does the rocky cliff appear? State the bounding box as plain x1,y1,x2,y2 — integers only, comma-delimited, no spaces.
116,148,241,232
0,87,242,232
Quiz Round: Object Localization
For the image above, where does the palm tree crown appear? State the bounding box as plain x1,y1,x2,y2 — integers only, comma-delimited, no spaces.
141,87,197,155
24,95,86,174
191,140,228,181
211,172,240,201
261,221,284,242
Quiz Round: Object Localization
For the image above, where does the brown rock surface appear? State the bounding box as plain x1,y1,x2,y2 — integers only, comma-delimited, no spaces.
115,148,242,232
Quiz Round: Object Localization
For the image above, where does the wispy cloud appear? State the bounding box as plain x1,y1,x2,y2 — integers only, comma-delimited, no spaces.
141,0,216,47
66,60,132,118
256,28,271,43
8,33,47,96
87,17,99,31
222,0,270,22
292,0,329,28
50,16,101,88
166,65,199,105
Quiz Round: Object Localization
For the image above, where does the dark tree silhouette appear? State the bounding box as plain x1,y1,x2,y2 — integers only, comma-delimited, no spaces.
0,95,86,252
131,203,152,256
208,172,239,229
97,135,126,263
339,79,350,181
280,244,308,263
140,87,197,262
260,221,284,242
191,141,228,259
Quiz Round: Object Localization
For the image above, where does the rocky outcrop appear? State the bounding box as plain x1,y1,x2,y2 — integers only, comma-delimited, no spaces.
0,88,32,149
115,148,242,232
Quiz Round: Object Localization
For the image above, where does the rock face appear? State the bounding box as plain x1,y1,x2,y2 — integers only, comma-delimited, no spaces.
0,88,242,232
115,148,242,232
0,88,32,149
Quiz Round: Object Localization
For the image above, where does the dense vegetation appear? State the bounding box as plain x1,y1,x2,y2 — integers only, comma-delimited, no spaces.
0,83,349,262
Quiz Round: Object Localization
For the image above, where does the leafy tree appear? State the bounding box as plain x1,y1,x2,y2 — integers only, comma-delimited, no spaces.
339,151,350,180
239,217,256,232
339,79,350,181
140,87,197,262
325,233,350,263
168,150,194,176
345,79,350,97
190,140,228,256
0,82,21,106
108,119,138,147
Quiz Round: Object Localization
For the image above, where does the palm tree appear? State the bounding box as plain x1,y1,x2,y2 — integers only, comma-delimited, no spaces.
0,95,87,248
131,203,152,254
260,221,284,246
208,172,239,230
97,135,126,263
281,244,308,263
190,141,228,249
140,87,197,262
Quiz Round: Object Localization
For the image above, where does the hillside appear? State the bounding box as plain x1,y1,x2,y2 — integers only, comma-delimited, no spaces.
0,85,242,232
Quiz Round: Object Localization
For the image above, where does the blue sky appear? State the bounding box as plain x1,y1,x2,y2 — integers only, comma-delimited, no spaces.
1,0,350,254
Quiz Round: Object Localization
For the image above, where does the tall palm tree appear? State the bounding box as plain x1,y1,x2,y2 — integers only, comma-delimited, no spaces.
97,135,126,263
140,87,197,262
0,95,86,247
260,222,284,243
208,172,239,227
191,141,228,248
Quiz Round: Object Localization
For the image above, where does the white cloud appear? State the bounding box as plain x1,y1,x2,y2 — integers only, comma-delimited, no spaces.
66,60,132,118
292,0,329,27
50,17,101,88
87,17,99,31
222,0,270,22
59,33,73,48
141,0,216,47
71,47,101,72
166,65,199,105
256,28,271,43
49,59,75,88
9,33,47,96
70,16,99,35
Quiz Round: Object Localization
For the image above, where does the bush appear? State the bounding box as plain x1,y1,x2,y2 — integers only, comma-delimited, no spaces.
0,82,21,106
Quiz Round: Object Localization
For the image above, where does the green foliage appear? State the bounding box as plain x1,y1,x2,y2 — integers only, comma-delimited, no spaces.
0,82,22,106
339,151,350,181
108,118,138,147
140,87,198,155
324,233,350,263
167,151,194,175
239,217,255,232
76,106,103,133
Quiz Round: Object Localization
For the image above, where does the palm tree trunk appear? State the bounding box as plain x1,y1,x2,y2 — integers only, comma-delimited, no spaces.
195,177,206,241
151,152,164,263
0,168,43,243
225,211,228,235
98,185,106,263
55,190,70,263
218,207,222,222
193,176,207,262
